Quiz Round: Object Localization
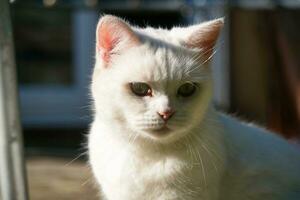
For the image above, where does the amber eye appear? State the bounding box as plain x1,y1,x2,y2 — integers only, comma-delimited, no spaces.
130,82,152,97
177,82,197,97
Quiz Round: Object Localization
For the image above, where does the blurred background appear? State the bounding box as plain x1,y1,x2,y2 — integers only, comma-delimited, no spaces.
7,0,300,199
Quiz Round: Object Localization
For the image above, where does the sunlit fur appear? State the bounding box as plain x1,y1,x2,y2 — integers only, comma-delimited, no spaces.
89,16,300,200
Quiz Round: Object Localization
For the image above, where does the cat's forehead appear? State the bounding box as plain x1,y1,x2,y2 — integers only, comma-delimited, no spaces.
127,43,207,83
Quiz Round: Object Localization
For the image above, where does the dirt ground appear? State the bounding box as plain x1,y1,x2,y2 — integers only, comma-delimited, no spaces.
27,157,99,200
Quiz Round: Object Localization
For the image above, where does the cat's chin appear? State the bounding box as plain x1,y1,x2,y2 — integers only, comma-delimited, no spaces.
141,126,184,143
148,126,171,137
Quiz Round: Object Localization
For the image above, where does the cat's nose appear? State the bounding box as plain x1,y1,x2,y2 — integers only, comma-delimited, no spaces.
157,109,175,121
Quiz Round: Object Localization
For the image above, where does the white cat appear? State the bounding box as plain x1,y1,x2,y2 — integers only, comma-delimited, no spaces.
88,15,300,200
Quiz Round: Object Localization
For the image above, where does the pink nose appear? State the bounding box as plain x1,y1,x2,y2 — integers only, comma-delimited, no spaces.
157,109,175,121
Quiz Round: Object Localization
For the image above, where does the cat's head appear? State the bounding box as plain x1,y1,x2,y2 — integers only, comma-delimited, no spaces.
91,15,223,144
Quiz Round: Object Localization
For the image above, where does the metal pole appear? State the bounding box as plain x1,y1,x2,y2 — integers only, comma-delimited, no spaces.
0,0,29,200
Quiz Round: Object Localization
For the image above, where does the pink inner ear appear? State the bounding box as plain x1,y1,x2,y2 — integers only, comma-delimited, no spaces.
97,25,120,63
95,16,140,66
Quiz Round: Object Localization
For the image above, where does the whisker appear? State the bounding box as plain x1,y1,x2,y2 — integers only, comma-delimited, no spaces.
64,151,87,167
186,135,207,188
81,176,94,186
201,143,219,175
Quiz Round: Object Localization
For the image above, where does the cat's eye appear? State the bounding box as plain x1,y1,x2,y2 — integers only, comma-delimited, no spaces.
177,82,197,97
130,82,152,97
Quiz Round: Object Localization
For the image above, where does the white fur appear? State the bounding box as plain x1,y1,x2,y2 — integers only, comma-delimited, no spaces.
88,16,300,200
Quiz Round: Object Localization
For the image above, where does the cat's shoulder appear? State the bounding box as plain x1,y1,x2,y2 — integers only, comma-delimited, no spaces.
217,112,275,137
217,112,300,168
217,112,297,149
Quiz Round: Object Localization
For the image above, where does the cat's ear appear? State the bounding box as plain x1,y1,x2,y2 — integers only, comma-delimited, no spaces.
96,15,140,66
180,18,224,60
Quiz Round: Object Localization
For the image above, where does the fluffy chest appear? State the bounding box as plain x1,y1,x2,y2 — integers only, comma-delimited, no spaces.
93,145,207,200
